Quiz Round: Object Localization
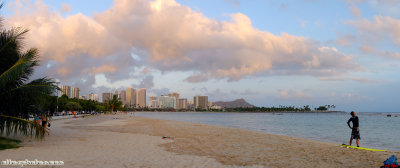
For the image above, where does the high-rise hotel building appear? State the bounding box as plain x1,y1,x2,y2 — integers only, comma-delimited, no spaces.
102,92,113,103
177,98,188,110
119,90,126,105
168,93,180,100
149,96,158,108
88,93,99,102
159,95,176,109
71,87,80,99
194,95,208,110
136,88,146,108
60,85,71,97
126,87,136,108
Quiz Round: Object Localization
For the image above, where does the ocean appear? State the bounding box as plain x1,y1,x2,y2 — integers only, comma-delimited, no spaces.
134,112,400,151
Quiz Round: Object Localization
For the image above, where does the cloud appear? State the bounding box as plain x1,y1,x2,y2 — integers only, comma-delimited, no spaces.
349,3,362,18
348,16,400,46
6,0,361,91
149,88,171,97
278,89,312,100
340,92,371,101
61,3,72,13
90,65,117,74
341,16,400,59
359,45,400,59
223,0,240,7
138,75,154,89
318,76,382,83
346,0,400,17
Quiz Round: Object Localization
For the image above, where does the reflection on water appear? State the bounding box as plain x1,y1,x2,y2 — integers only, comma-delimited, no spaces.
135,112,400,151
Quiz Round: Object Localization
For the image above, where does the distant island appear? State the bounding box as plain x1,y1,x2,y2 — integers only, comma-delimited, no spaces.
200,98,338,113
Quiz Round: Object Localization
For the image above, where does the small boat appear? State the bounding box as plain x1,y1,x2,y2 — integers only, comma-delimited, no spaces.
387,114,391,117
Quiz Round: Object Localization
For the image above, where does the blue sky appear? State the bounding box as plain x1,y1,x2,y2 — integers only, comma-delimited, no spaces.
3,0,400,112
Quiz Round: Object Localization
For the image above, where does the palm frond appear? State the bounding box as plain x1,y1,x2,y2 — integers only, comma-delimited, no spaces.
0,57,33,89
0,27,28,57
12,77,58,93
0,8,55,139
0,115,45,138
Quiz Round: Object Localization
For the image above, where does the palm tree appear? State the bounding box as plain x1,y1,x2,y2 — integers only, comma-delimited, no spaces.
107,95,122,114
0,6,58,138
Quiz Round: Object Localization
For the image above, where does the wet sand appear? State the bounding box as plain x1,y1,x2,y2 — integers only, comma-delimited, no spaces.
1,114,398,167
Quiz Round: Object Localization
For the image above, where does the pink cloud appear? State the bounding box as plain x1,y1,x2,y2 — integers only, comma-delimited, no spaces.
319,76,382,83
278,89,313,100
342,16,400,59
6,0,361,85
90,65,117,74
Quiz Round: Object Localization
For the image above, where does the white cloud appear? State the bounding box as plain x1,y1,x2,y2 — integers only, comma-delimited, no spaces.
341,16,400,59
6,0,361,89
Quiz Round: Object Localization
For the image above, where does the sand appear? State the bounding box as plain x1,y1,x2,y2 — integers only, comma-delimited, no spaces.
1,113,399,168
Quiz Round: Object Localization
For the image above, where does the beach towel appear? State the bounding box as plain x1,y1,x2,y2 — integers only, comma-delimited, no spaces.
381,155,399,168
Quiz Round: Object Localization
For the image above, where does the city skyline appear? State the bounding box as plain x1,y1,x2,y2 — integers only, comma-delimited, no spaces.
3,0,400,112
57,84,217,110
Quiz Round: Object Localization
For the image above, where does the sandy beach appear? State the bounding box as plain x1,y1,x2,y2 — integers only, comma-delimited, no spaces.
1,114,398,168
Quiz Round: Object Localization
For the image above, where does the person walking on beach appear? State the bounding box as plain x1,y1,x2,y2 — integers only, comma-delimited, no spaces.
41,114,50,135
347,111,360,147
34,114,41,125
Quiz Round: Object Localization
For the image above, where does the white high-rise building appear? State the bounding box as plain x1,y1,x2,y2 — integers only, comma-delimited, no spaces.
159,95,176,109
119,90,126,105
71,87,80,99
136,88,146,108
150,100,159,109
60,85,71,97
88,93,99,101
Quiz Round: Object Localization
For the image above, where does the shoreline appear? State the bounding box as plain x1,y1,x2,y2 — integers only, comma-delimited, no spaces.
132,111,400,152
128,110,345,113
1,114,399,167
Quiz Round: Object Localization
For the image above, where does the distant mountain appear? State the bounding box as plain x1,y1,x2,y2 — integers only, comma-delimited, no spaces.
213,98,255,108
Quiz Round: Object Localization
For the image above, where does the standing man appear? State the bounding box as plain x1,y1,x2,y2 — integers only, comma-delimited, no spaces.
347,111,360,147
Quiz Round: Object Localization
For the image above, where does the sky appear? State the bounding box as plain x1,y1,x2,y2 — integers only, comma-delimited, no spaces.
2,0,400,112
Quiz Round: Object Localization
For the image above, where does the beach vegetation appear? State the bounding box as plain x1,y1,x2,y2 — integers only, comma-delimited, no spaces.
0,4,58,138
219,104,336,112
106,95,123,113
65,102,82,111
0,137,21,150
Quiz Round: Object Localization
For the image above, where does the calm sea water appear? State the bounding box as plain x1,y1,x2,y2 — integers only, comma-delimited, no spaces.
134,112,400,151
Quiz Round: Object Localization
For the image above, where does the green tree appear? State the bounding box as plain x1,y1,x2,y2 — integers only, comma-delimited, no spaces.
107,95,122,113
65,102,82,111
316,105,328,111
0,8,58,138
303,105,311,111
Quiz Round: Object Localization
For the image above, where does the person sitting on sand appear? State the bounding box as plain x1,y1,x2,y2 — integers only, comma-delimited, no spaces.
347,111,360,147
41,114,50,135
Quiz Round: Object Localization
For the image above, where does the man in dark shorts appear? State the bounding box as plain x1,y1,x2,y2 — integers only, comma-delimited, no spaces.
347,111,360,147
